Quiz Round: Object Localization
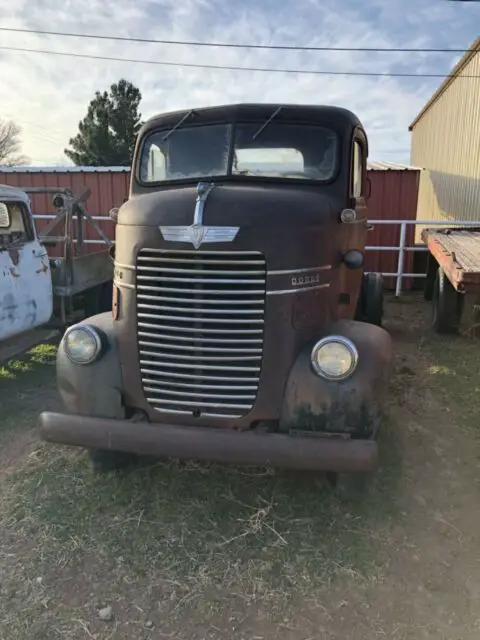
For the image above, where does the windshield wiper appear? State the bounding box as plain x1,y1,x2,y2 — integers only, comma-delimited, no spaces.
162,109,195,143
251,106,283,141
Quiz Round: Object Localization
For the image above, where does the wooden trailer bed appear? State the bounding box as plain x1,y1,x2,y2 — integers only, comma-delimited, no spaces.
421,227,480,294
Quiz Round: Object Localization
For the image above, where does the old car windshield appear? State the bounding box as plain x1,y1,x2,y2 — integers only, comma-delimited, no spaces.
233,123,337,180
140,124,231,182
139,122,337,183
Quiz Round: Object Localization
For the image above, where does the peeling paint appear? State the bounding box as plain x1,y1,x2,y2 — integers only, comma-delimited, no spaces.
8,247,20,266
36,261,49,275
0,236,53,342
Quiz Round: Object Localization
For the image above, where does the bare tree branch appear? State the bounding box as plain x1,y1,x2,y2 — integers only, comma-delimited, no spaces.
0,119,30,166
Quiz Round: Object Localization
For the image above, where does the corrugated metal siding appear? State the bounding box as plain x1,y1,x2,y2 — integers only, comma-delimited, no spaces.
0,166,420,289
0,170,129,257
365,169,420,289
411,49,480,242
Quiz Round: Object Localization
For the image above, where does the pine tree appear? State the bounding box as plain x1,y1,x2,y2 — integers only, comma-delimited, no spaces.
65,79,142,166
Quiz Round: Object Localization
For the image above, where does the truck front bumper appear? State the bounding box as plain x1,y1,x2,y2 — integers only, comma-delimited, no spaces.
38,412,378,473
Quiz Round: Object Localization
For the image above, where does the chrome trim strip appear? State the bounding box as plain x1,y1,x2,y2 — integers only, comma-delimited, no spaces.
140,368,259,383
138,248,262,256
137,275,265,284
138,256,265,265
138,331,262,344
137,284,266,296
142,378,257,391
114,262,136,271
137,293,264,306
138,322,263,334
144,386,255,400
137,303,263,315
145,397,252,410
137,313,264,324
139,359,260,372
114,279,135,290
266,283,330,296
268,264,332,276
139,340,262,353
138,265,265,276
139,349,260,362
153,407,242,418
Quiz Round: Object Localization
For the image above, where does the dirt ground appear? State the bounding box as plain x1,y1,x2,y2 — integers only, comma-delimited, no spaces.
0,295,479,640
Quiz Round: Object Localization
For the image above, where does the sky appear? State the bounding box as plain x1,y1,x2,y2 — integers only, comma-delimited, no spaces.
0,0,478,166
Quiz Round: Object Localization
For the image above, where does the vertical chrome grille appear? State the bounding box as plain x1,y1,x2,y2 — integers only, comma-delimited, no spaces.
136,249,266,418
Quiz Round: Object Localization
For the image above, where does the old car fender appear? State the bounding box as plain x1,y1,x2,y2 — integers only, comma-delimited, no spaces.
57,312,125,419
279,320,393,437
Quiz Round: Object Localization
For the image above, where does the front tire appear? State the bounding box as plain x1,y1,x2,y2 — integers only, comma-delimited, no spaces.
89,448,137,473
355,273,384,327
327,471,372,497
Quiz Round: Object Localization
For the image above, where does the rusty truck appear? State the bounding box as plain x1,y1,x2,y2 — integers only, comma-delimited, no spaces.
39,103,393,486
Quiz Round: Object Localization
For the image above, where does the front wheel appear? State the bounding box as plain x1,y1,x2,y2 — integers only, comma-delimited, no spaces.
326,471,373,497
355,273,384,327
89,448,138,473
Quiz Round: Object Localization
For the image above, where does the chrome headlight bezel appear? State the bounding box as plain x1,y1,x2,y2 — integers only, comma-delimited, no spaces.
63,324,103,365
310,335,359,381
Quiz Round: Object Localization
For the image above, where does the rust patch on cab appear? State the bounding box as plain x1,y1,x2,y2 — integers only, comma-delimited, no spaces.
8,247,20,266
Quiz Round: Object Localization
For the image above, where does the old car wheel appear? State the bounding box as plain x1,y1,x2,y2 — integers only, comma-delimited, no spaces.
357,273,384,327
326,471,372,497
431,268,464,334
89,448,138,473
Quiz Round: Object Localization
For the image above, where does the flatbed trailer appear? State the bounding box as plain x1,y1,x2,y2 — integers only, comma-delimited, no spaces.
422,227,480,333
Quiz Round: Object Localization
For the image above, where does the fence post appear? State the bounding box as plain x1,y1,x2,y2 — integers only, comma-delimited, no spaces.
395,222,407,297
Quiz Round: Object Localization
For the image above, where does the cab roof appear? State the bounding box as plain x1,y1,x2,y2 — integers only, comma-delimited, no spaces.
0,184,30,204
140,103,363,136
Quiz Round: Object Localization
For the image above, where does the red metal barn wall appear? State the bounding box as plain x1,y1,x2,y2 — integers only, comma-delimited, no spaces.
0,168,130,257
0,166,420,289
365,166,420,290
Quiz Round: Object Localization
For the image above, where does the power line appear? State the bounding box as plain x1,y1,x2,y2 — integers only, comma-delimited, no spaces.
2,45,480,78
0,26,476,53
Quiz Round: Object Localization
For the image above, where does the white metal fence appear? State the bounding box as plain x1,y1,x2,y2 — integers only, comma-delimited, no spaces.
366,219,480,296
33,215,480,298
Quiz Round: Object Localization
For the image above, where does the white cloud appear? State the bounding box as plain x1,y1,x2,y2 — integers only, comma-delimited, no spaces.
0,0,478,164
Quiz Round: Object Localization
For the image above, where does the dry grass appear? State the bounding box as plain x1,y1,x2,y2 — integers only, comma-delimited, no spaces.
0,345,403,639
0,298,478,639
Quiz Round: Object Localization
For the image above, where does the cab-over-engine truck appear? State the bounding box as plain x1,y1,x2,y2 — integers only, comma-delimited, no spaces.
39,104,392,487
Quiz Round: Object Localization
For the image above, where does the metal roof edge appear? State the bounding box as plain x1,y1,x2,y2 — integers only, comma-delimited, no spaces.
367,160,421,171
0,166,131,173
409,35,480,131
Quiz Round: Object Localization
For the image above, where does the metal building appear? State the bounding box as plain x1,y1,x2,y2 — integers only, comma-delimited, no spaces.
410,36,480,241
0,163,421,289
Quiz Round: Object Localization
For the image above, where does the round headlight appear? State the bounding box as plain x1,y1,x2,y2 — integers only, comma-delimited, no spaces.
63,325,102,365
311,336,358,381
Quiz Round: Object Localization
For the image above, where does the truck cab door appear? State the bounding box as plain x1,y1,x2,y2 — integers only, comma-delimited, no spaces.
0,199,53,342
336,137,368,320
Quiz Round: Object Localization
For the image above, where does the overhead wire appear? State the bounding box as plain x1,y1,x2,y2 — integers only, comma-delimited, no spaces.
1,45,480,78
0,26,477,53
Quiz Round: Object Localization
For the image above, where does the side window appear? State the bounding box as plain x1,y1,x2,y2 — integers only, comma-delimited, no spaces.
0,201,33,247
352,140,363,197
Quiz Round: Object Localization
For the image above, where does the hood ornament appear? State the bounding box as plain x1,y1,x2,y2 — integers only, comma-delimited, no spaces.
160,182,239,249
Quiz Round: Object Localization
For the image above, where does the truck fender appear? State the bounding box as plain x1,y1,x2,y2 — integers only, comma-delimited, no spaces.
279,320,393,438
57,312,125,419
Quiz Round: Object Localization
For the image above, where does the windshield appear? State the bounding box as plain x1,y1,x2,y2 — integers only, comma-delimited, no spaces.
139,122,337,183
